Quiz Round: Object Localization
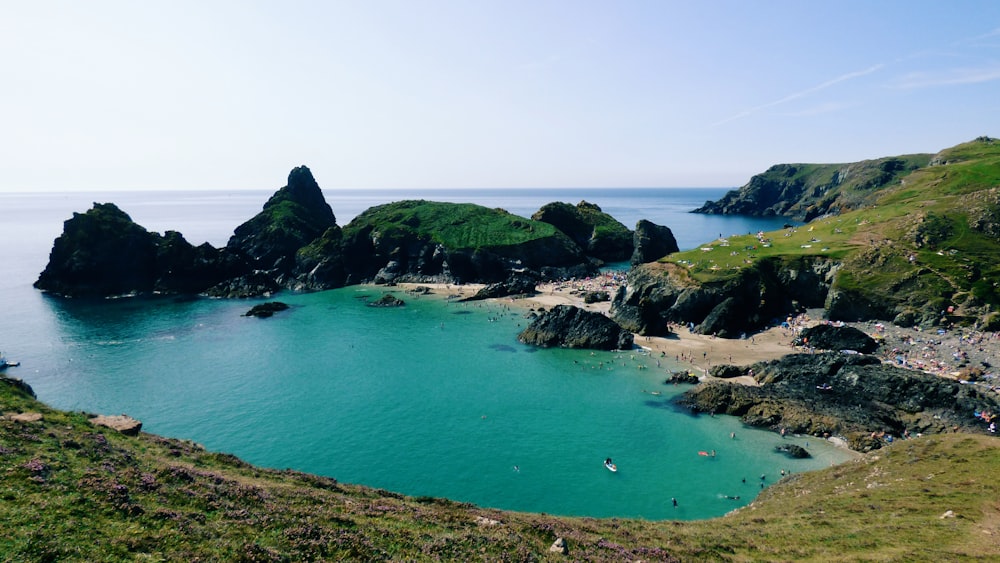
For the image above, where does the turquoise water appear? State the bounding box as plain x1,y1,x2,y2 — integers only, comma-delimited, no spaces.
0,188,842,520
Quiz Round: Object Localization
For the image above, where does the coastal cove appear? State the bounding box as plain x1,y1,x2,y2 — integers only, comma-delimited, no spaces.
1,188,841,521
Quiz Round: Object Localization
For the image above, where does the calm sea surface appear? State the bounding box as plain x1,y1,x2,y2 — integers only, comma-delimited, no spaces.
0,188,843,520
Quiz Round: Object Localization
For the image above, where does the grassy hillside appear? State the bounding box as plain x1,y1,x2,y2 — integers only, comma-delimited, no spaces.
666,137,1000,326
344,200,563,251
3,376,999,561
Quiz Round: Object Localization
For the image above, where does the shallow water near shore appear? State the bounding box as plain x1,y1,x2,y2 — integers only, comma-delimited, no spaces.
19,288,850,520
1,188,844,520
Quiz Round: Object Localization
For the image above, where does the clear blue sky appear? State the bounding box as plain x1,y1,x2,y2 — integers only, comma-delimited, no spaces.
3,1,998,192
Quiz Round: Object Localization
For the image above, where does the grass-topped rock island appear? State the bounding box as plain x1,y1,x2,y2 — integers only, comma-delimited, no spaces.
10,137,1000,560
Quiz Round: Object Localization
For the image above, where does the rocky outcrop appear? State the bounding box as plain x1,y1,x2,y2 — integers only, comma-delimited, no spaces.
795,324,878,353
37,170,608,299
693,155,930,221
1,375,36,399
227,166,337,273
317,200,594,287
461,274,539,301
368,294,405,307
244,302,290,318
679,352,1000,451
518,305,633,350
774,444,810,458
34,204,251,298
666,371,700,384
532,201,633,262
90,414,143,436
630,219,679,265
611,258,839,338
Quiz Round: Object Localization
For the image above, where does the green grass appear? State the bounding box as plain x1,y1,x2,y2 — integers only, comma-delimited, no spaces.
663,138,1000,322
2,377,999,560
344,200,563,250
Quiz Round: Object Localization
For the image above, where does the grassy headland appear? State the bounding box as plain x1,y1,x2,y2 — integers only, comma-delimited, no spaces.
668,137,1000,327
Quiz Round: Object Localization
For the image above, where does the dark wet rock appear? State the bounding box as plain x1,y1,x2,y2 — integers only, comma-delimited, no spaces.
774,443,810,458
679,352,1000,451
630,219,679,265
368,294,405,308
204,272,280,299
795,323,878,353
532,201,633,262
244,301,290,318
708,365,746,379
518,305,633,351
666,371,700,385
462,274,538,301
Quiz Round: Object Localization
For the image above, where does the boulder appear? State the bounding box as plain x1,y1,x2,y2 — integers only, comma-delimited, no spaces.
583,291,611,304
90,414,143,436
368,294,406,307
518,305,634,351
666,371,700,384
461,274,538,301
630,219,679,265
708,365,746,379
774,443,811,458
8,412,43,423
549,537,569,555
244,302,290,318
795,324,878,353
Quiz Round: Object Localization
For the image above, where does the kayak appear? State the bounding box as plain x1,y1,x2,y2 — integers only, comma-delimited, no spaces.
604,461,618,472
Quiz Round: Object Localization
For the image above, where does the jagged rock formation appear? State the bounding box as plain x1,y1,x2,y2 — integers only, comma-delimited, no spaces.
518,305,633,350
531,201,633,262
36,169,610,299
227,166,337,276
630,219,679,265
34,203,250,298
679,352,1000,451
610,258,839,337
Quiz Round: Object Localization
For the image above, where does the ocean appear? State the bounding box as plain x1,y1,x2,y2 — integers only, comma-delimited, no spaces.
0,187,846,520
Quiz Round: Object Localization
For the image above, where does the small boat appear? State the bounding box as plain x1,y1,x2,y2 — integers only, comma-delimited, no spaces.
0,353,17,370
604,458,618,472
